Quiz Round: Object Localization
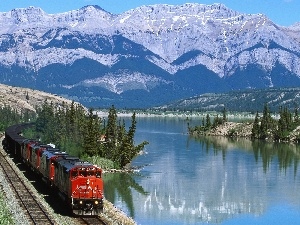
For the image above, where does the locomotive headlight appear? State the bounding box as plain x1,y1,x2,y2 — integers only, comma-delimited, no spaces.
95,200,99,205
79,200,83,205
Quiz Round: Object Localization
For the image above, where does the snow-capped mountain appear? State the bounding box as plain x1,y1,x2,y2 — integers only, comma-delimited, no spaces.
0,4,300,108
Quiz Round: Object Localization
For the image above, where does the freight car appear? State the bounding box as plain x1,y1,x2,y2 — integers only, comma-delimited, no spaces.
2,123,104,216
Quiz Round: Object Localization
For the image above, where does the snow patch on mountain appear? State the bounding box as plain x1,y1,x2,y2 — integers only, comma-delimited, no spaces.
62,70,171,94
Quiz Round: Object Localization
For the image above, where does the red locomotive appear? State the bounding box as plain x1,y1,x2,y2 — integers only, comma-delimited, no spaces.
2,123,104,216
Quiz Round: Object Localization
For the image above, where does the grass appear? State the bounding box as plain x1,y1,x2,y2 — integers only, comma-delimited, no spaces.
0,190,14,225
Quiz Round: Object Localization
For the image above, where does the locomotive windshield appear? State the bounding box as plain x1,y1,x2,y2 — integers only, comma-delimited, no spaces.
70,167,102,178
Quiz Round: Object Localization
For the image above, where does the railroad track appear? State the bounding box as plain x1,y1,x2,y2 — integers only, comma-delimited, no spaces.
0,148,57,225
77,216,107,225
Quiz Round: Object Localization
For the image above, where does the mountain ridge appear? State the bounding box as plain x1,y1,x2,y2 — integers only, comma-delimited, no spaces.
0,4,300,108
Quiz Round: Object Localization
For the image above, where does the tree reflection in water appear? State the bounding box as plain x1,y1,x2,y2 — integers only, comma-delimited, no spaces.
103,172,148,218
191,135,300,175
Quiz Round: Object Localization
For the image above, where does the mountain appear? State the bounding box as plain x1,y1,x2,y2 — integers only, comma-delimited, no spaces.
0,4,300,108
160,88,300,112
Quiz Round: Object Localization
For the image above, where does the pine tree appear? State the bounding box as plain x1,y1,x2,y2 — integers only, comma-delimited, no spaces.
251,112,260,139
66,100,76,138
116,120,127,167
25,91,29,101
55,105,67,147
201,117,205,127
126,112,138,163
212,115,219,128
83,108,101,156
105,105,118,159
275,106,293,140
260,103,273,139
222,107,227,123
120,112,148,168
205,114,211,129
294,108,299,124
35,100,55,142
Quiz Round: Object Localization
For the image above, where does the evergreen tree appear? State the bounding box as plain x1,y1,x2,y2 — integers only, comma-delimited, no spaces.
124,112,138,165
83,108,101,156
115,120,128,167
275,106,294,140
105,105,118,159
25,91,29,101
212,115,223,128
222,107,227,123
201,117,205,127
294,108,299,124
251,112,260,139
55,105,67,148
260,103,273,139
35,100,55,142
66,101,76,135
205,114,211,129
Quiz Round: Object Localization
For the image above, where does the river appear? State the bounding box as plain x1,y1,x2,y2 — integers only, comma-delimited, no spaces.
103,116,300,225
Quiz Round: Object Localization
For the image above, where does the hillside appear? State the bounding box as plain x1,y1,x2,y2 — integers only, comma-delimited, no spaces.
0,83,75,113
160,88,300,112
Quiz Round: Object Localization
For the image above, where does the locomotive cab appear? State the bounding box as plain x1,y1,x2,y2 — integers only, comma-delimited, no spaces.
53,158,104,216
70,165,104,215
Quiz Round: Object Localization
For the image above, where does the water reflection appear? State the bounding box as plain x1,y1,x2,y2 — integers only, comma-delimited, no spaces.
103,172,148,218
105,120,300,224
252,141,300,174
193,136,300,174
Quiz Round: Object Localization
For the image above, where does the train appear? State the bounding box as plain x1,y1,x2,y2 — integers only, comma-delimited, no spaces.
2,123,104,216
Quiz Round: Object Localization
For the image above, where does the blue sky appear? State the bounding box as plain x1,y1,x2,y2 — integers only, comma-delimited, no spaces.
0,0,298,26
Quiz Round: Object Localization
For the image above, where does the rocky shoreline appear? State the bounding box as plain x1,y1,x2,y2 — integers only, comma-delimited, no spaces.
189,121,253,138
206,122,253,138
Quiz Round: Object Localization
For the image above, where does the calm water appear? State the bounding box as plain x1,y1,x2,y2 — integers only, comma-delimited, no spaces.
103,117,300,225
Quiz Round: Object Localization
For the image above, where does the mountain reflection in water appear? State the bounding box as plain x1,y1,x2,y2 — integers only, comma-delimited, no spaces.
103,118,300,225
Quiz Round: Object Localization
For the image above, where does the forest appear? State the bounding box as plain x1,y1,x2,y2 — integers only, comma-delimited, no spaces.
0,101,148,169
0,105,35,131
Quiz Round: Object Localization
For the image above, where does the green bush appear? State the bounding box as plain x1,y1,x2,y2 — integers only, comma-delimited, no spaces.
81,155,115,170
